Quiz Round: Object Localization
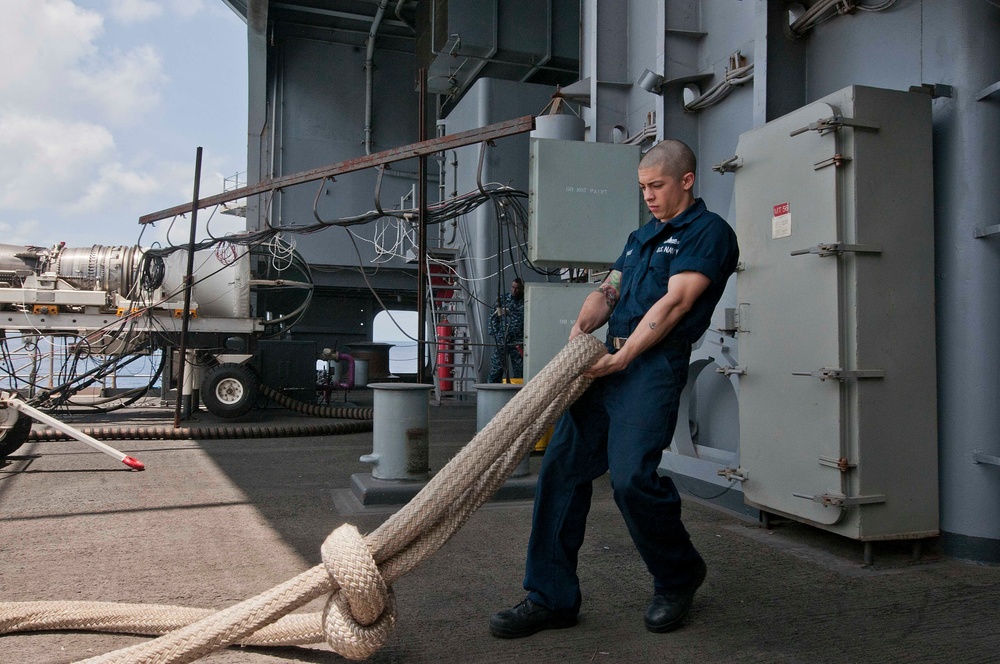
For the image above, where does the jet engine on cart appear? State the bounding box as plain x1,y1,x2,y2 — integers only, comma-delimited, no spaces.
0,238,313,457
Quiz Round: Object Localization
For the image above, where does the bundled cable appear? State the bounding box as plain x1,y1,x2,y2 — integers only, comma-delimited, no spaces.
789,0,897,37
684,58,754,112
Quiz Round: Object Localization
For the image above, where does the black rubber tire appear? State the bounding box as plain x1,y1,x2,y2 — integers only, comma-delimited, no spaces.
0,413,33,458
200,363,260,419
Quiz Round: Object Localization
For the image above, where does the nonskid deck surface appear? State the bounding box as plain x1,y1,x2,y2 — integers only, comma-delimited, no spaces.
1,399,996,663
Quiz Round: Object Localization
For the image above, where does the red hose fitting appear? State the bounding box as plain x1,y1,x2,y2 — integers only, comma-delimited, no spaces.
121,456,145,471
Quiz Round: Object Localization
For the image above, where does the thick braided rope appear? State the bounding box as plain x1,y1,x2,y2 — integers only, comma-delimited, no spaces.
320,525,396,660
0,334,606,663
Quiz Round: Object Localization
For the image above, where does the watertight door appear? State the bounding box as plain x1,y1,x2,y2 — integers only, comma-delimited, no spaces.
734,101,847,526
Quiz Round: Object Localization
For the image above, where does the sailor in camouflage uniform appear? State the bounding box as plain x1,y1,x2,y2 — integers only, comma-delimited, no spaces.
488,278,524,383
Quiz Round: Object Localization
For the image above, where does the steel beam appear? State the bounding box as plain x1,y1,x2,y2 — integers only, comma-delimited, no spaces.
272,2,411,30
139,115,536,224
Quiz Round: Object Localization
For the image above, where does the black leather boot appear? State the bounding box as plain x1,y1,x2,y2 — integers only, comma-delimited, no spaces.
644,559,708,633
489,598,579,638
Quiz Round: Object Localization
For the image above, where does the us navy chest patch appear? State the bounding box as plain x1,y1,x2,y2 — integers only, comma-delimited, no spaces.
656,238,679,255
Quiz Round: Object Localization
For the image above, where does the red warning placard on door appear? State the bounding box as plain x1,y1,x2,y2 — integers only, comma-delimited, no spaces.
771,202,791,239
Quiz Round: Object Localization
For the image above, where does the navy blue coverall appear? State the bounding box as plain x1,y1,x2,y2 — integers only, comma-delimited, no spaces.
524,198,739,611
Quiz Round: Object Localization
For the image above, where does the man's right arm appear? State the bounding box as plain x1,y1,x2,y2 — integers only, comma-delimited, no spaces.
569,270,622,340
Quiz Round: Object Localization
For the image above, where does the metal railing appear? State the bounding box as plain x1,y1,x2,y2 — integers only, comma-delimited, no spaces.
0,339,162,397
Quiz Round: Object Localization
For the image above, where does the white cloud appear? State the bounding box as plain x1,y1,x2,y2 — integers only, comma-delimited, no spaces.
0,219,43,247
107,0,207,24
72,44,166,126
166,0,208,20
0,111,181,227
0,1,103,111
0,1,166,127
0,0,172,234
69,155,236,225
0,112,116,209
69,162,161,215
0,0,246,247
107,0,162,24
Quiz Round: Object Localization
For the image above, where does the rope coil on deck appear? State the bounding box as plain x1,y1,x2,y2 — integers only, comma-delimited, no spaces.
0,334,606,663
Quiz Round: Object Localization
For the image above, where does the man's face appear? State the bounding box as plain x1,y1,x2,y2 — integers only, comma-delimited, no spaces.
511,280,523,298
638,165,695,221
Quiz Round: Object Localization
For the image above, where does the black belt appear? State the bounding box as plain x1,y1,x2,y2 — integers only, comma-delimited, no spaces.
610,335,690,352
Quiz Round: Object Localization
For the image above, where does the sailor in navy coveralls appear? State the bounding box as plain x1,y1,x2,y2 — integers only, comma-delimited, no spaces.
491,139,740,638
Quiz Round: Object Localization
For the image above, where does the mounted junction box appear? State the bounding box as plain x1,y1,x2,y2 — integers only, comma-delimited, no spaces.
528,138,640,268
523,282,607,381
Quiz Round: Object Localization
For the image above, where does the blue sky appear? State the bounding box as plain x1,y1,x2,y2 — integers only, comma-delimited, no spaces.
0,0,249,249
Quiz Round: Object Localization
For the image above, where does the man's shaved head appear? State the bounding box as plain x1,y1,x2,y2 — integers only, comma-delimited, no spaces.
639,139,697,180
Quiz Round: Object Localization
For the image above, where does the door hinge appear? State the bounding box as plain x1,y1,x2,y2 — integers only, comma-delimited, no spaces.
973,451,1000,467
719,307,739,335
730,302,750,333
717,467,748,482
909,83,954,99
792,368,885,381
712,155,742,174
819,455,857,472
813,153,852,170
793,492,886,507
790,242,883,257
789,115,880,137
974,224,1000,239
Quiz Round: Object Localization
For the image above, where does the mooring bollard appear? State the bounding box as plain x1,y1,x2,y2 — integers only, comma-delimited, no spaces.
360,383,433,480
475,383,530,478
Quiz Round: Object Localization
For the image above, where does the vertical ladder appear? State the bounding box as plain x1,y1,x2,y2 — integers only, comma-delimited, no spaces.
426,249,476,403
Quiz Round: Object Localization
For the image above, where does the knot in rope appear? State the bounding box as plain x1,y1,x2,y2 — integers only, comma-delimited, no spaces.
320,524,396,660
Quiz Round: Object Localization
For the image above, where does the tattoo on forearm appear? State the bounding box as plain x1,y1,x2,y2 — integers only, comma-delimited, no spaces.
599,270,622,309
599,284,619,309
648,322,656,330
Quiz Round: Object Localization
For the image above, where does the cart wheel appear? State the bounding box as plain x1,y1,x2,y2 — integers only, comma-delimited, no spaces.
0,410,33,458
201,363,259,418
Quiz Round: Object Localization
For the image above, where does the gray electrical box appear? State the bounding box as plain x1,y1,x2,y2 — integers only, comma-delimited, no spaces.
523,282,608,381
733,85,938,541
528,138,640,268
